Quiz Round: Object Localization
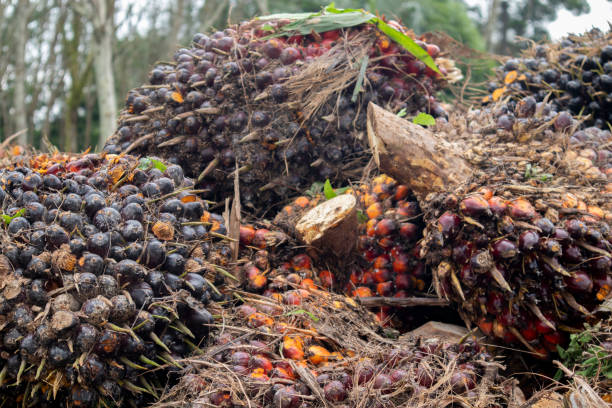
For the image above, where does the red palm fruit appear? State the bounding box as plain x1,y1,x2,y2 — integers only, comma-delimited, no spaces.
239,225,256,245
375,306,392,325
395,273,413,290
398,200,420,217
291,254,311,270
594,273,612,301
282,336,304,360
322,30,340,41
543,331,564,350
450,370,476,392
416,364,434,387
492,239,518,259
377,236,394,248
321,38,335,49
360,270,375,286
508,197,536,220
375,218,396,236
373,255,391,269
399,222,419,241
349,270,361,285
426,43,440,57
488,196,507,216
564,270,593,293
459,195,490,217
492,320,506,339
231,351,251,367
459,264,478,287
521,321,538,342
319,269,334,289
247,312,274,328
373,268,392,283
366,219,377,237
357,363,375,384
245,264,261,279
283,290,302,305
308,345,331,365
248,274,268,291
394,184,410,200
437,211,461,237
237,304,257,318
286,273,302,285
518,230,540,251
373,373,393,391
376,281,393,296
452,241,474,265
209,391,232,405
392,253,410,273
478,318,493,336
252,228,271,248
366,202,383,219
535,318,554,334
478,187,494,200
300,278,317,290
250,354,273,373
486,291,504,315
352,286,373,298
324,381,347,402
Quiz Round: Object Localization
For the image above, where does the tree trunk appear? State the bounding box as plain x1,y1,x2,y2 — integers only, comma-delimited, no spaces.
93,0,117,151
483,0,501,52
166,0,185,56
13,0,30,144
366,102,471,200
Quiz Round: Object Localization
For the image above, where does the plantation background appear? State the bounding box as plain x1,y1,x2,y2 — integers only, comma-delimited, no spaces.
0,0,606,152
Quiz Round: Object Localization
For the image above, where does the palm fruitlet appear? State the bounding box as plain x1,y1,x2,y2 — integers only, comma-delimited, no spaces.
104,13,458,211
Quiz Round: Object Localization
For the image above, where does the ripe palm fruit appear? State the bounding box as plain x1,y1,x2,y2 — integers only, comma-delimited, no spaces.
0,153,228,406
482,29,612,129
423,188,611,355
104,13,457,211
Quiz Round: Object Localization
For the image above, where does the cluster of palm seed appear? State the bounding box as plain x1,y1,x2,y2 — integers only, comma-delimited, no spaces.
103,14,457,211
0,153,234,406
483,29,612,129
155,285,514,408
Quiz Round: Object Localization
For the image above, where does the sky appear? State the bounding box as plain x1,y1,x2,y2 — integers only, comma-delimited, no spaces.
465,0,611,40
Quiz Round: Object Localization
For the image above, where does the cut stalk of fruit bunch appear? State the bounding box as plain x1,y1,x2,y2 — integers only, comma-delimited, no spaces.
104,12,460,212
0,153,235,406
367,102,612,356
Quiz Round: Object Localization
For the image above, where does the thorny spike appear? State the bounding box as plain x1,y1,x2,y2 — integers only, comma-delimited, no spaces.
16,358,26,385
150,332,172,354
171,321,195,339
161,352,183,369
528,302,556,331
450,269,465,301
34,358,45,380
140,355,162,368
119,356,148,370
489,265,512,293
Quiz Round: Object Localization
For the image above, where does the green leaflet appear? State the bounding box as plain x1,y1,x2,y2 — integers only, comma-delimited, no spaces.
323,179,337,200
412,112,436,126
284,309,320,322
1,208,25,225
374,18,440,73
138,157,167,172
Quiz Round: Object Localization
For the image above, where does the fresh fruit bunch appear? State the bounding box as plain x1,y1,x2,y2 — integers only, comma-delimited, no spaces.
482,28,612,129
155,287,513,408
0,153,233,406
104,8,457,211
422,184,611,358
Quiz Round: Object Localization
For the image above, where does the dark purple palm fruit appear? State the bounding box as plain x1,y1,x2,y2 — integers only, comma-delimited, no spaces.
104,15,450,211
0,153,229,405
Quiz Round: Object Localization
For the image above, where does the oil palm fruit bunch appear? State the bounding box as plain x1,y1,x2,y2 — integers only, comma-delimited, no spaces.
157,283,513,408
363,99,612,358
104,6,459,211
0,152,233,406
482,28,612,129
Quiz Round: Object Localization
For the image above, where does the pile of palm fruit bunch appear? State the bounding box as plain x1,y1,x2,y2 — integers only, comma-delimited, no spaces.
0,152,238,406
482,28,612,129
155,283,515,408
103,6,461,211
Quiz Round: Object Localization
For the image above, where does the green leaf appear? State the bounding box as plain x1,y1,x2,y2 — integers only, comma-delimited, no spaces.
352,55,369,103
257,12,318,21
323,179,337,200
357,210,368,223
284,309,320,322
280,11,374,35
335,186,350,194
412,113,436,126
396,108,407,118
539,173,553,182
374,18,440,74
138,157,167,172
1,208,25,226
306,181,325,197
